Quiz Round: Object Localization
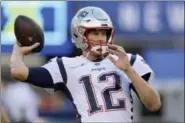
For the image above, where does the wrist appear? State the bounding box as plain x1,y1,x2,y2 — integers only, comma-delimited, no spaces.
122,65,134,74
13,45,24,57
11,46,24,63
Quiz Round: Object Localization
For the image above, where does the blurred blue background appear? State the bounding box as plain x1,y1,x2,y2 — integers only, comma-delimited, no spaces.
1,1,184,123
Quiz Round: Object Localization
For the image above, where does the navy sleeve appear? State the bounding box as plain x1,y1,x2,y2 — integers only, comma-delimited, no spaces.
24,67,54,88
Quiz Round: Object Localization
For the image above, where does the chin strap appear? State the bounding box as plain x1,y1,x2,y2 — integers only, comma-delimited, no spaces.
83,42,109,60
85,50,109,61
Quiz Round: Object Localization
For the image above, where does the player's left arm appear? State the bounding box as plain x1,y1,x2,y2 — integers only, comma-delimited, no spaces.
108,44,161,112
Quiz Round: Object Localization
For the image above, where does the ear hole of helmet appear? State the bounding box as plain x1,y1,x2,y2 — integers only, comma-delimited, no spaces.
73,33,78,38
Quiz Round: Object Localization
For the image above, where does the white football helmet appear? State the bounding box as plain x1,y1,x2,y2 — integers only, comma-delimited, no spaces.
71,6,114,55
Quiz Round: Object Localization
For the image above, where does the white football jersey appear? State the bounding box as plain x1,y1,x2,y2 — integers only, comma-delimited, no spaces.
42,53,153,122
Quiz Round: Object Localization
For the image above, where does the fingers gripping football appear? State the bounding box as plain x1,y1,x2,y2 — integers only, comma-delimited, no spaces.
14,42,40,55
20,42,40,55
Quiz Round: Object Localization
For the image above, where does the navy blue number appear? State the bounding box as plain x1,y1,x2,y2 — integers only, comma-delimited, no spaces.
79,76,102,115
79,72,125,115
99,73,125,110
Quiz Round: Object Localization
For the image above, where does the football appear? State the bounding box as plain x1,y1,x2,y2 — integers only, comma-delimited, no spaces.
14,15,44,53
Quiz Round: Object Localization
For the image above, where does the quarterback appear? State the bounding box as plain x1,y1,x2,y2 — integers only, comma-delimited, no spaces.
11,7,161,122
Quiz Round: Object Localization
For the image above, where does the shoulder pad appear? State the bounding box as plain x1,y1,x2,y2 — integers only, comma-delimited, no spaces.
62,56,85,68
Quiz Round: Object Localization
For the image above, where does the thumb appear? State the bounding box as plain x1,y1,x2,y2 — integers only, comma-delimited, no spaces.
21,43,40,55
108,55,117,64
27,43,40,51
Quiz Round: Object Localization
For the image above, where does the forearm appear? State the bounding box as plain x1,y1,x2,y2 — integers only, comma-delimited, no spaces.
124,67,161,111
10,46,28,81
1,110,10,123
11,54,54,88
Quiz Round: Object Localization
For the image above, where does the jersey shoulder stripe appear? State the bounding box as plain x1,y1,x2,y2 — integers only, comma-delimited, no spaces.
56,57,67,84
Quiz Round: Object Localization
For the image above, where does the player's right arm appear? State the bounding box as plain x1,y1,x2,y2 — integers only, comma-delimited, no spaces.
10,43,39,81
10,42,62,88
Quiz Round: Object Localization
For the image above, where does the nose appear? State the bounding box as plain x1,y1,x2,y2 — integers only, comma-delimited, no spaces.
97,34,106,42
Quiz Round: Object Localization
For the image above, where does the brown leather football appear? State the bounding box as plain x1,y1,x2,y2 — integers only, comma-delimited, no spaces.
14,15,44,53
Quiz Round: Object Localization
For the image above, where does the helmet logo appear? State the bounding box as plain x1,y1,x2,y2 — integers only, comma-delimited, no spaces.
78,11,88,19
77,11,89,23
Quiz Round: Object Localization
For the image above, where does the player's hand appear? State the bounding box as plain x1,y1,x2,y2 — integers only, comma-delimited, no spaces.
107,44,132,71
13,41,40,55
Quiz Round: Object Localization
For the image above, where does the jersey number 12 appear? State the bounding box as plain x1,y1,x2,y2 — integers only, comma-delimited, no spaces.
79,72,126,115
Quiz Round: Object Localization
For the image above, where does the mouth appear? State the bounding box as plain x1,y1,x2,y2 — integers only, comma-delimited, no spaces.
97,48,102,52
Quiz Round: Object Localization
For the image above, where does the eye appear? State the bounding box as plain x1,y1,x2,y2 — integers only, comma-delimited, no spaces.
102,31,106,35
92,31,99,35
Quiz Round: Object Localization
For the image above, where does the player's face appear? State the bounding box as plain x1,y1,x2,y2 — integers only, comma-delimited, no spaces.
87,29,107,44
85,29,108,59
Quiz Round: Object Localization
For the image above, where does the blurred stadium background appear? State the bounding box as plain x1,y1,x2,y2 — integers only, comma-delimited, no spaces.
1,1,184,123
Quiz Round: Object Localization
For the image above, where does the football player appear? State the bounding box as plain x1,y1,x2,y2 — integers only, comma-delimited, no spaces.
10,6,161,122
